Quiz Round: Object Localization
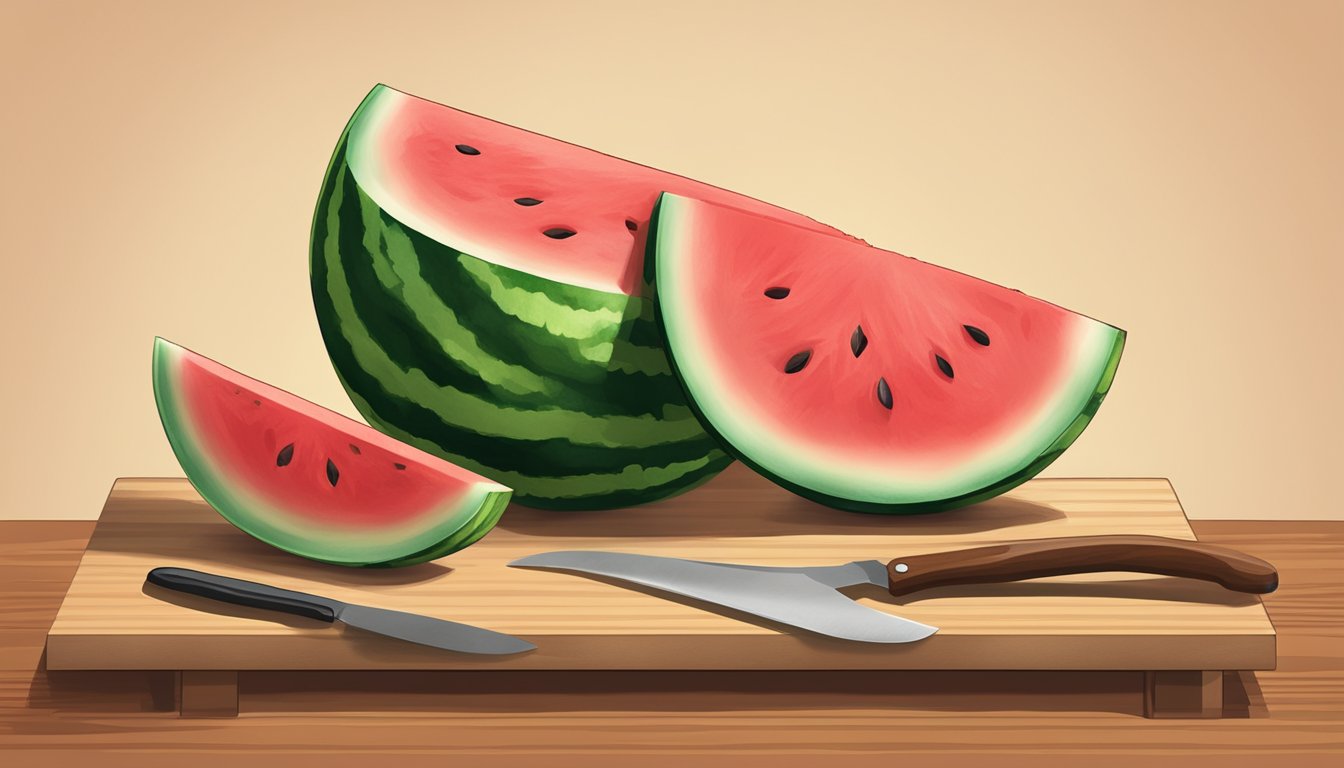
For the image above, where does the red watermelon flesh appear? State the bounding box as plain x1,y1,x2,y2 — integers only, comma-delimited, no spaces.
651,193,1125,514
153,338,511,566
346,85,854,297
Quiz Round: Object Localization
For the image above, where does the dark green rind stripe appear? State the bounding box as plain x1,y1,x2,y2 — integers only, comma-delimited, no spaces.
318,166,711,454
621,312,667,349
517,452,731,511
330,158,671,385
309,138,729,508
373,182,680,389
341,363,731,507
438,238,634,315
331,166,687,415
336,349,727,477
648,193,1126,515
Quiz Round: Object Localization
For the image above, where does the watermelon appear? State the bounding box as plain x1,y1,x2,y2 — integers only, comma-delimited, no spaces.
650,193,1125,514
310,84,852,510
152,338,512,566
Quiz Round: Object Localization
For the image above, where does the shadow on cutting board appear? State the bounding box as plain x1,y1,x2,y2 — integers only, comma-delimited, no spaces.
27,650,1268,720
499,465,1067,538
89,492,453,588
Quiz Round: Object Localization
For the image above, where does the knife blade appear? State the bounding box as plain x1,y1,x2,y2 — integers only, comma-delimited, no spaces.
510,535,1277,644
515,550,935,643
146,567,535,655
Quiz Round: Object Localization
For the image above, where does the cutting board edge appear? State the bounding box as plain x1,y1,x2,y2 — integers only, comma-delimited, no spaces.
44,631,1277,672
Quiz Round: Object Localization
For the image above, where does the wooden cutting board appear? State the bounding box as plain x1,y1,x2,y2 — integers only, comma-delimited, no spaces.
45,466,1274,716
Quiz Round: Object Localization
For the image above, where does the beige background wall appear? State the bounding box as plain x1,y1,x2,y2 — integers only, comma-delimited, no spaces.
1,0,1339,520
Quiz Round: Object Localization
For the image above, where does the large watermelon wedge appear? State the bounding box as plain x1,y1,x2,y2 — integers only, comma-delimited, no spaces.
152,338,512,566
311,84,852,510
650,193,1125,514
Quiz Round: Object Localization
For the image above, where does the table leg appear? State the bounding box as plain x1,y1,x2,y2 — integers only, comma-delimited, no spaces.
177,670,238,717
1143,670,1225,718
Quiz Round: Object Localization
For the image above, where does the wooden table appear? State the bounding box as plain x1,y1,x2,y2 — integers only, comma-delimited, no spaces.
1,515,1341,764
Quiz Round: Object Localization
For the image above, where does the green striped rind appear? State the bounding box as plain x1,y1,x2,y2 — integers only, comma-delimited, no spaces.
310,131,730,509
649,193,1127,515
151,338,513,567
375,489,511,567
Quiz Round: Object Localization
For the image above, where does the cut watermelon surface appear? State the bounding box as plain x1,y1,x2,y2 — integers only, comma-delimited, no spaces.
152,338,512,566
311,84,853,509
651,194,1125,514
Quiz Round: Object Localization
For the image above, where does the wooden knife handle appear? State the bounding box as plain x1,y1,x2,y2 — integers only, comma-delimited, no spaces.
885,535,1278,597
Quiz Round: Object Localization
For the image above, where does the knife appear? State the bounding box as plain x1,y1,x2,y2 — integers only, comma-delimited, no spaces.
146,567,535,655
510,535,1277,644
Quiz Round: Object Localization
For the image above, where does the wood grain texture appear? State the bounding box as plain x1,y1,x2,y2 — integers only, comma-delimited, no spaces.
44,469,1275,673
1,518,1341,764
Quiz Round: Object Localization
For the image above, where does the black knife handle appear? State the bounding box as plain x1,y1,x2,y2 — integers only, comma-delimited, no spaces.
146,567,343,622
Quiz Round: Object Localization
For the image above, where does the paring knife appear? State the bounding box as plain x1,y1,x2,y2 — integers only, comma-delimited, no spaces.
146,567,535,655
510,535,1278,644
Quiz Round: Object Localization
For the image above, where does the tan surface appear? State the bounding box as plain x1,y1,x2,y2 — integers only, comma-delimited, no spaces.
1,0,1341,523
6,520,1343,764
46,467,1274,672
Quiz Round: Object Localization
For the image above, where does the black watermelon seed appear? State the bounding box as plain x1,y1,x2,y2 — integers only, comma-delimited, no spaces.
764,287,790,299
276,443,294,467
625,218,638,231
253,399,261,406
393,462,407,471
784,350,812,374
349,444,361,455
514,197,543,206
964,325,991,346
876,377,893,409
851,325,868,357
326,459,340,487
935,355,955,379
455,144,480,155
543,227,577,239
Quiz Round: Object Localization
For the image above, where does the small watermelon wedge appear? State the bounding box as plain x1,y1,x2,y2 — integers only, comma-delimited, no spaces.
650,193,1125,514
152,338,511,566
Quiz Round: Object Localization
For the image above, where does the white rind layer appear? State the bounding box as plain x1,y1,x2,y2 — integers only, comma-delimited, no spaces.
346,86,629,296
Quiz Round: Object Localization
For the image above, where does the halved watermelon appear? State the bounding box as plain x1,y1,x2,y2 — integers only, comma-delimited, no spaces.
152,338,511,566
311,84,854,510
651,193,1125,514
